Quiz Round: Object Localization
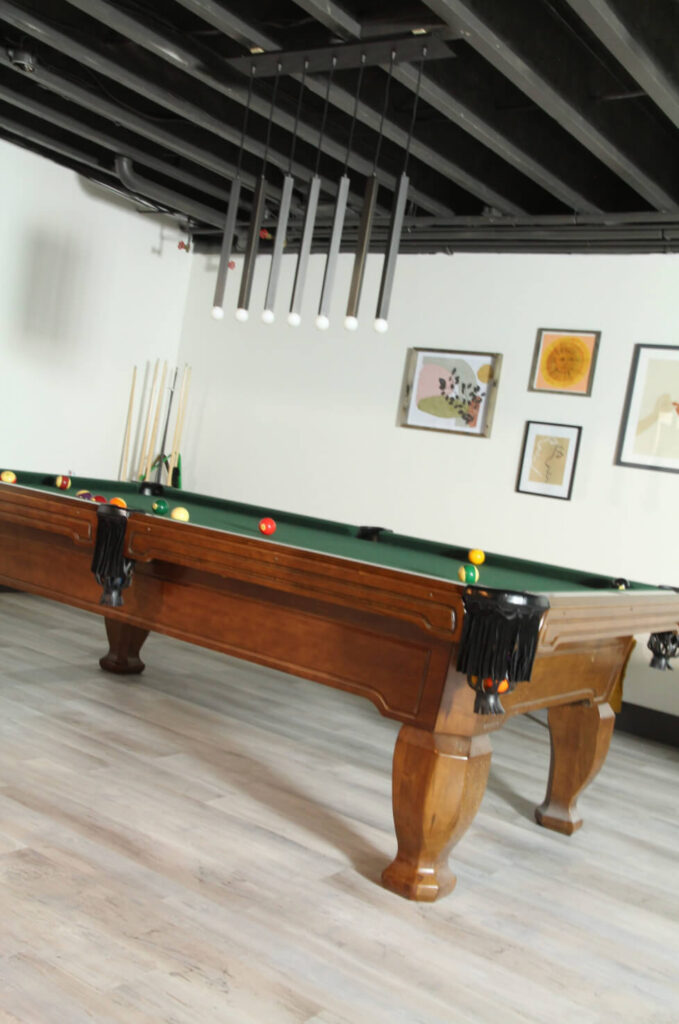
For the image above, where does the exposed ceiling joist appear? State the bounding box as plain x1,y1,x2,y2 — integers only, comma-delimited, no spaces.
1,0,678,253
422,0,679,211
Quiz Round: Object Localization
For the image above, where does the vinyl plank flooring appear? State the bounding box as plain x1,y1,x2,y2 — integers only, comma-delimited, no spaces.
0,592,677,1024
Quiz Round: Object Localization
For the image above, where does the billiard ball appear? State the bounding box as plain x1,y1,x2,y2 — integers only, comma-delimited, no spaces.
152,498,169,515
76,490,94,501
457,564,480,584
56,475,71,490
259,517,276,536
93,495,107,503
109,497,127,508
468,548,485,566
482,678,509,694
0,470,17,483
170,506,190,521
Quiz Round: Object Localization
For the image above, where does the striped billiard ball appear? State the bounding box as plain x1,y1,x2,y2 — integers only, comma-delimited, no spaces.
55,475,71,490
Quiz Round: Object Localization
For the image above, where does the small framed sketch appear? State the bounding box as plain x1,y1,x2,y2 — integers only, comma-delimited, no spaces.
517,421,582,500
528,328,600,396
400,348,502,437
616,344,679,474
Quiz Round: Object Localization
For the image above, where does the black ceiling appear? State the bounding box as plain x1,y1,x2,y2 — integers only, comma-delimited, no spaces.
3,0,679,254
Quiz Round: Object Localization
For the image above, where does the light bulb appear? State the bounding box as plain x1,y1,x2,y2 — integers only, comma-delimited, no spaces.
315,314,330,331
287,311,301,327
211,306,224,320
262,309,275,324
373,318,388,333
235,307,249,322
344,315,358,331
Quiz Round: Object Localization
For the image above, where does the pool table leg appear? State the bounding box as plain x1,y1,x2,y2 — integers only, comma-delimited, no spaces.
535,701,615,835
99,618,149,675
381,725,492,902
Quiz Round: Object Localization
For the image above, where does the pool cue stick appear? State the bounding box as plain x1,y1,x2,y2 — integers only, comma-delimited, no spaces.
168,366,191,485
155,365,179,483
119,366,137,481
137,358,159,479
144,360,167,481
167,366,188,485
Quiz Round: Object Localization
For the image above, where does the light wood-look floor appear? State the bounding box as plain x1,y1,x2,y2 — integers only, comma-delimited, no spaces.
0,592,677,1024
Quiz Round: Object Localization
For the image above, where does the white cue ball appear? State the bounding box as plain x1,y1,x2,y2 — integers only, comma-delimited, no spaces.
261,309,275,324
344,315,358,331
373,318,389,333
315,314,330,330
287,311,301,327
211,305,224,320
235,307,249,322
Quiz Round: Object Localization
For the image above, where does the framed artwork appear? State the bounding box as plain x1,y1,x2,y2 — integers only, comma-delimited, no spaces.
528,328,601,396
400,348,502,437
516,421,582,500
616,344,679,474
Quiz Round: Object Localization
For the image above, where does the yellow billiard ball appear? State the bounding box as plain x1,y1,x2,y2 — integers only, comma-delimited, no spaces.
55,475,71,490
0,470,17,483
109,497,127,508
170,506,190,522
468,548,485,566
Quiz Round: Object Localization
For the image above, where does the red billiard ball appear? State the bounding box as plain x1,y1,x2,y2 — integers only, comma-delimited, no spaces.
93,495,107,503
259,517,276,536
56,475,71,490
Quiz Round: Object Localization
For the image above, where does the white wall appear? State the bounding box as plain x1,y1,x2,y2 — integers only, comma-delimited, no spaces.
0,140,192,476
177,248,679,714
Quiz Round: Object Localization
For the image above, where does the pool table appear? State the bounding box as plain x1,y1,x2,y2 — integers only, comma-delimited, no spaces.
1,470,677,901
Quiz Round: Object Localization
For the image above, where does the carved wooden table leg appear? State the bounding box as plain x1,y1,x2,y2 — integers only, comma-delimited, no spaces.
100,618,149,674
381,724,492,902
535,701,615,834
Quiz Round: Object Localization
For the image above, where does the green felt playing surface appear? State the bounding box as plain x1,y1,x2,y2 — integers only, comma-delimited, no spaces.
2,471,658,595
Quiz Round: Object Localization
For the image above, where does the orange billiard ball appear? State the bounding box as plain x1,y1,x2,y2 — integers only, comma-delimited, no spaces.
259,517,276,536
468,549,485,566
109,497,127,508
0,470,17,483
56,475,71,490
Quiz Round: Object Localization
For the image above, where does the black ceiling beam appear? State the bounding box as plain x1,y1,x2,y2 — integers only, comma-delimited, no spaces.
422,0,679,211
172,0,524,215
0,52,267,198
60,0,401,218
0,111,109,176
0,1,338,205
562,0,679,132
0,81,242,208
391,62,602,213
290,0,362,39
288,0,600,213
